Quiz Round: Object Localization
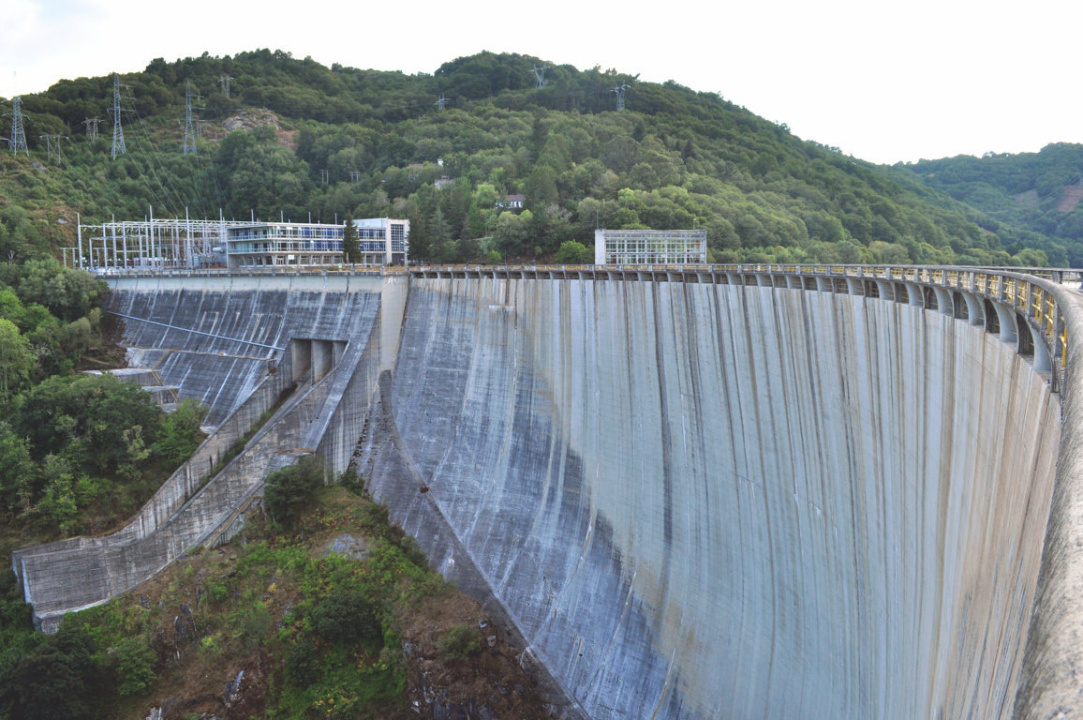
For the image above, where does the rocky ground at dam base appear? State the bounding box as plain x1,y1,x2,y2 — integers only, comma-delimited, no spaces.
38,485,564,720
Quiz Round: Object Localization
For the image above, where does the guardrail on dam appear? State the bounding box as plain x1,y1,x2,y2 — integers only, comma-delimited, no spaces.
14,264,1083,719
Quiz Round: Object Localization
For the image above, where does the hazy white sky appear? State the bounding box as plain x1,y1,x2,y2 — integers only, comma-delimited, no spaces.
3,0,1080,165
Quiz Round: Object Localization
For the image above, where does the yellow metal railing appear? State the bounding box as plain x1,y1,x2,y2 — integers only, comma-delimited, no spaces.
405,262,1073,380
103,263,1073,381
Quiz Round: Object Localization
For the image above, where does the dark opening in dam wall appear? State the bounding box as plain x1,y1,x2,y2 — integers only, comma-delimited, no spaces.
15,266,1083,719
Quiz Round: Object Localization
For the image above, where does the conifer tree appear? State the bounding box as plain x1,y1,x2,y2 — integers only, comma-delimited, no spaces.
342,215,359,263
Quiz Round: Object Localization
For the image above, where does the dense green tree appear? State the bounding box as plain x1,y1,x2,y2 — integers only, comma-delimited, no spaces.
112,637,156,697
525,165,560,211
152,398,208,467
0,422,35,515
309,585,383,649
341,214,360,263
215,127,311,220
493,211,530,257
555,241,594,264
36,455,81,533
0,319,35,402
0,625,102,720
12,373,162,478
1,260,108,325
263,454,324,527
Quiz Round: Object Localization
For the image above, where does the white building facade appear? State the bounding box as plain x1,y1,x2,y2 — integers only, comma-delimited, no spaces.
594,228,707,265
226,218,409,268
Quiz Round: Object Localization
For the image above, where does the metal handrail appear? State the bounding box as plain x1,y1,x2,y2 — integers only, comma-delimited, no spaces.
99,263,1077,386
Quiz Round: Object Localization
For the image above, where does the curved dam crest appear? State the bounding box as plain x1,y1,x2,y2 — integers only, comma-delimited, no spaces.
14,267,1082,719
365,276,1059,719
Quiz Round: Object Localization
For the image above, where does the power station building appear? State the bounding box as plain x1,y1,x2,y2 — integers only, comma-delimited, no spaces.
594,228,707,265
225,218,409,268
69,217,409,270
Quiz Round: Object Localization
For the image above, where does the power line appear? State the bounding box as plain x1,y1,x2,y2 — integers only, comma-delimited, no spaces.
117,85,185,216
611,84,630,111
82,117,100,141
126,109,183,216
183,80,202,155
533,64,548,90
39,134,68,165
8,96,28,156
111,74,128,159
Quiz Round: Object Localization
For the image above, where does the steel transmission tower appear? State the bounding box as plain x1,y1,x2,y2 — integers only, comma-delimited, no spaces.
110,74,127,159
183,81,199,154
435,94,447,110
8,96,28,156
533,64,548,90
39,134,67,165
219,74,232,98
611,84,630,111
82,117,100,141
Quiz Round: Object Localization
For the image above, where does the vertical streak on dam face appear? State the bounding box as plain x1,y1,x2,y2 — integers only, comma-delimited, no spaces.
369,276,1060,719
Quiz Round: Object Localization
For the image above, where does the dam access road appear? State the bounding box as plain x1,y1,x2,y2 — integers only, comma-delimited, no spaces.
12,263,1083,720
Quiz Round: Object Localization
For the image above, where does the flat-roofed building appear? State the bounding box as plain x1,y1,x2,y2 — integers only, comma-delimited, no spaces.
71,217,411,270
226,221,343,268
352,218,409,266
225,218,409,268
594,228,707,265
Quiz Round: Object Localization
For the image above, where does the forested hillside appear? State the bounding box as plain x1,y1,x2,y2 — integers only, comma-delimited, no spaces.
898,144,1083,267
2,48,1081,720
0,49,1063,268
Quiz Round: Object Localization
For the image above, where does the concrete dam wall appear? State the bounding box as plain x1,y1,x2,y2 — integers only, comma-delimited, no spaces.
16,266,1083,718
13,274,392,630
365,275,1062,719
107,274,388,427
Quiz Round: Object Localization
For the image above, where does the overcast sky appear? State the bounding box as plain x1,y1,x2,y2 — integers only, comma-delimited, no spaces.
3,0,1080,165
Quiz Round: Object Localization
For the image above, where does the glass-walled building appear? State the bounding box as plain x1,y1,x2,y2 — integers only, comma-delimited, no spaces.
354,218,409,266
225,218,409,268
594,228,707,265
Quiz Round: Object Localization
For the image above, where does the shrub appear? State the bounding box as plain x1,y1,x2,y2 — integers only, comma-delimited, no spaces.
114,636,156,697
234,602,273,649
554,240,593,264
440,624,481,661
153,398,208,467
205,580,229,605
310,585,383,650
263,454,324,527
283,638,319,687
